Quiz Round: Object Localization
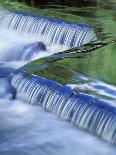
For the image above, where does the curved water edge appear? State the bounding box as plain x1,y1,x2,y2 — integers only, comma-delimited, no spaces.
0,7,96,49
0,70,116,154
0,4,116,154
0,7,97,63
11,72,116,145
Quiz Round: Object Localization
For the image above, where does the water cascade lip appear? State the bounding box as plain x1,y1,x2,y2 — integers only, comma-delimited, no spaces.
11,72,116,145
0,7,97,49
0,7,98,64
0,6,116,151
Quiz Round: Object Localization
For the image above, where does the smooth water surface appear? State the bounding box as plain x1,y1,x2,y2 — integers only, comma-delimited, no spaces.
41,0,116,85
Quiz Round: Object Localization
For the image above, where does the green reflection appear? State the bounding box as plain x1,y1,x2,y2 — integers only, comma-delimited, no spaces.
73,1,116,85
9,0,115,86
25,1,116,86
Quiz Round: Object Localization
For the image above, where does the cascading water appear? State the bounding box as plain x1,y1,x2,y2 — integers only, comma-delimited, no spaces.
0,7,96,48
11,73,116,144
0,74,115,155
0,6,116,155
0,7,96,62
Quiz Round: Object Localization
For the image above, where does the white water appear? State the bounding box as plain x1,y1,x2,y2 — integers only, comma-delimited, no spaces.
0,7,96,48
0,7,96,63
0,54,115,155
11,73,116,144
0,9,115,155
0,28,67,62
0,99,116,155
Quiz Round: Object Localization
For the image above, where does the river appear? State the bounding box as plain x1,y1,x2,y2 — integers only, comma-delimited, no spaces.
0,1,116,155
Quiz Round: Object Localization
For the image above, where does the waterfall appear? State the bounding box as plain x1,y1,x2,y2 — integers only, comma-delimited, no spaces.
0,5,116,154
11,73,116,144
0,7,96,49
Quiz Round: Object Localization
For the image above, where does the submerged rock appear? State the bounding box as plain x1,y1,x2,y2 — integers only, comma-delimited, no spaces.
0,42,46,61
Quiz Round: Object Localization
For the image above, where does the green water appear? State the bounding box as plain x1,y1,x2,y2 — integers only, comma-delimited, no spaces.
40,1,116,86
73,1,116,86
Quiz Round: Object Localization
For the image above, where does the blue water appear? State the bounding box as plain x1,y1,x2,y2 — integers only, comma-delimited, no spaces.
11,73,116,144
0,73,116,155
0,6,116,155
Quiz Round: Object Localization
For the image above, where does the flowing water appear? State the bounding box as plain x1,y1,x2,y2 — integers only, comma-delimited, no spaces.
0,76,116,155
0,1,116,155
